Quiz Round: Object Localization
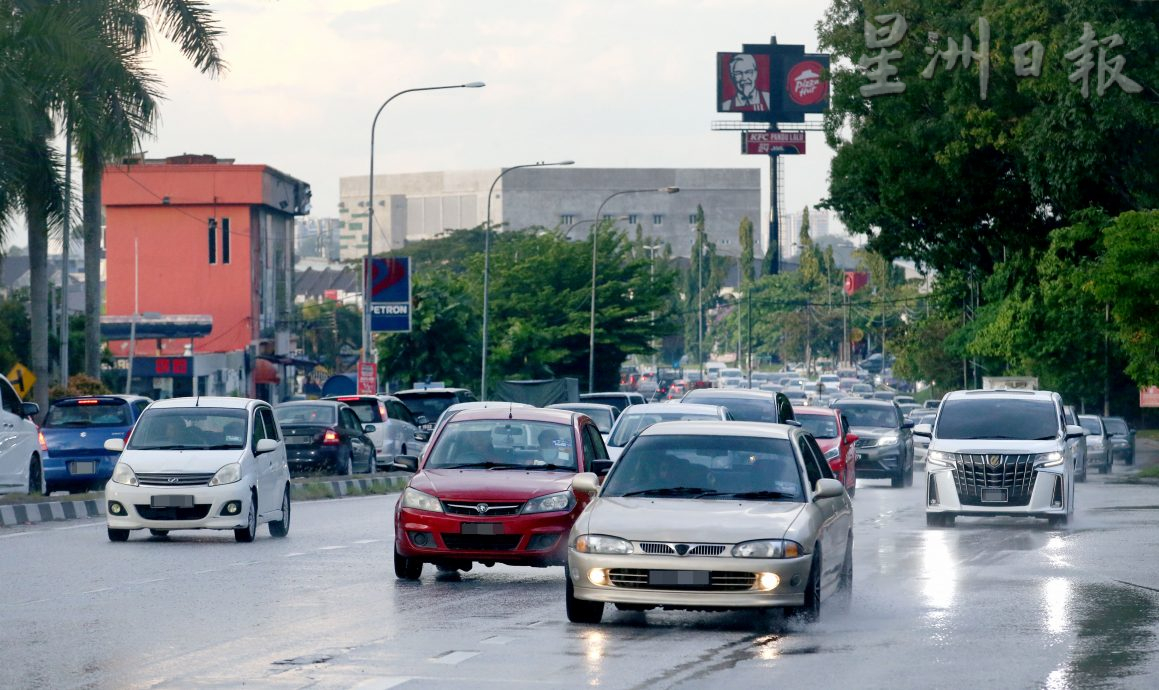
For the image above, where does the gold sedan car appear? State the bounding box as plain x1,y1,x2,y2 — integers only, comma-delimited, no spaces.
566,421,853,623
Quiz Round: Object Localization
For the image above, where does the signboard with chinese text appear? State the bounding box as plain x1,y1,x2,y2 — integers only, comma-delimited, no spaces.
132,357,193,378
742,131,806,155
368,257,412,333
1141,387,1159,408
357,361,378,395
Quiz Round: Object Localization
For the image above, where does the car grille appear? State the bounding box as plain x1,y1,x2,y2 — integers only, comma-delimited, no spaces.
607,569,755,591
951,453,1037,506
136,472,215,487
638,542,727,556
440,534,522,551
135,505,212,521
442,501,524,516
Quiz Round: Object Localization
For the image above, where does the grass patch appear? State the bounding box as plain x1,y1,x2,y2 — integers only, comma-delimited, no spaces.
1138,429,1159,441
1137,466,1159,480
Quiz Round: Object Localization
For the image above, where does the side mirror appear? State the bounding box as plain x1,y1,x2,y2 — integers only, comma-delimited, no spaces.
362,424,376,433
784,419,802,427
590,459,613,477
413,430,430,443
393,455,419,473
572,472,600,496
814,477,844,500
255,438,279,454
901,420,914,429
912,423,932,438
415,416,429,426
104,438,126,453
1065,424,1085,440
845,433,859,444
20,401,39,419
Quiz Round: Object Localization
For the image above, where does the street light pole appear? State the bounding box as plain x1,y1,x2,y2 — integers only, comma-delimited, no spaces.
589,187,678,393
364,81,485,375
480,160,574,399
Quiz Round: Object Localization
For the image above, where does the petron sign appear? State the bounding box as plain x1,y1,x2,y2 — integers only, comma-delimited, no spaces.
742,130,806,155
717,45,830,122
368,256,412,333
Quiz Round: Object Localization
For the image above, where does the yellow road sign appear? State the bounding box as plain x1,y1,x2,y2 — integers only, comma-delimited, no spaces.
7,362,35,399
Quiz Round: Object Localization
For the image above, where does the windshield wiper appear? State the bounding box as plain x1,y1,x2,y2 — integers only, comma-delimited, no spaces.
620,487,714,498
439,461,523,470
134,444,200,451
516,463,573,471
203,444,244,450
715,490,800,500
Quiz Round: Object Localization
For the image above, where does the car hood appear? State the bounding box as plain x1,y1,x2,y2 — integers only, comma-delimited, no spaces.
578,497,806,543
929,439,1062,454
118,449,246,473
850,426,901,440
411,469,574,501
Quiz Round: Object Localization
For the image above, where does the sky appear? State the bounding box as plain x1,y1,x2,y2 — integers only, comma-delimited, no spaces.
7,0,841,248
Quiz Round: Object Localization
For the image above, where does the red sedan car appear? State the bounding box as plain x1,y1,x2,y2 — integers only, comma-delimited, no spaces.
794,406,859,496
393,407,610,579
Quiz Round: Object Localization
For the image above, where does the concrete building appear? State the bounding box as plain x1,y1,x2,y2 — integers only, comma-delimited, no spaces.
295,216,342,263
337,168,762,260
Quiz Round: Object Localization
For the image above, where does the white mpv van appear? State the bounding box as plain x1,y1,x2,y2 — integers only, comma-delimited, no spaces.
915,389,1083,528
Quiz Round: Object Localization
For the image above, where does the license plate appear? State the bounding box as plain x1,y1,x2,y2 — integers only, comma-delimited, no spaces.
981,488,1008,503
649,570,711,587
70,461,97,475
151,495,194,508
286,436,311,445
460,522,503,535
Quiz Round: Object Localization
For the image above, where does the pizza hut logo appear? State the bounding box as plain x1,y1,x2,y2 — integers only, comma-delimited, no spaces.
787,61,827,106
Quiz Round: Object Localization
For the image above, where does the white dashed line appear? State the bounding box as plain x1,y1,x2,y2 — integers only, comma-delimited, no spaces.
284,552,306,557
431,651,479,665
318,545,348,551
351,539,381,544
350,678,415,690
480,636,514,645
82,587,113,594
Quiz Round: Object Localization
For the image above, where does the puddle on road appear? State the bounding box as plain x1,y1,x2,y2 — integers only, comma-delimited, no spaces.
1056,582,1158,688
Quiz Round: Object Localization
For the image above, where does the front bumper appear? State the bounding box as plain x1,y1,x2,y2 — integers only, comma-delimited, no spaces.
925,466,1069,517
855,444,905,478
105,481,254,531
568,550,811,609
1086,447,1111,470
395,506,578,565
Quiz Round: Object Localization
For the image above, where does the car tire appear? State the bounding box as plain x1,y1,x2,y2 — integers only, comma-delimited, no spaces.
366,449,377,475
234,495,258,543
791,550,822,622
926,513,943,527
394,547,423,580
335,449,353,476
28,455,45,496
149,529,169,537
903,462,914,487
565,569,604,624
891,468,905,488
107,528,130,542
1125,453,1134,466
1049,514,1069,528
269,487,291,538
1098,464,1109,475
1076,468,1086,483
837,533,853,602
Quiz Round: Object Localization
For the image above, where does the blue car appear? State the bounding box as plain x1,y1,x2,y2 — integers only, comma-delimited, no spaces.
42,395,152,494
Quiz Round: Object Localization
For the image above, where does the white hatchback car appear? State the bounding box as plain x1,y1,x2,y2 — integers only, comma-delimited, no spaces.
0,373,43,495
104,397,291,542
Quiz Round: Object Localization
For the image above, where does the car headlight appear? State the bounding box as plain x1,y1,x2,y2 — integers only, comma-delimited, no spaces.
823,447,840,461
110,462,138,486
732,539,802,559
875,435,899,446
574,534,633,554
400,487,443,513
927,451,957,468
1036,452,1064,468
208,463,242,487
521,491,574,514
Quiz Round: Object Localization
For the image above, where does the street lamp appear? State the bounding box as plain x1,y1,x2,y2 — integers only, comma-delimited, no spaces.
480,159,574,399
363,81,485,378
588,186,679,393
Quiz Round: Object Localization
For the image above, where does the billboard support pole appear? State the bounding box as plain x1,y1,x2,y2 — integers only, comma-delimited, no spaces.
766,151,780,276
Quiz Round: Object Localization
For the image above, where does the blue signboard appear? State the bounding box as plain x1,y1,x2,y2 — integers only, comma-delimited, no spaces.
368,257,412,333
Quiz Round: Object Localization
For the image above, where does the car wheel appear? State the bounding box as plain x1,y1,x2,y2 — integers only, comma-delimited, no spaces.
1125,453,1134,466
926,513,944,527
837,533,853,601
234,494,258,543
107,528,130,542
1098,464,1109,475
366,449,377,475
394,547,423,580
149,529,169,537
791,550,822,622
28,455,45,496
847,484,856,498
891,467,905,488
269,487,291,538
335,449,353,476
903,462,914,487
1049,514,1069,528
565,569,604,624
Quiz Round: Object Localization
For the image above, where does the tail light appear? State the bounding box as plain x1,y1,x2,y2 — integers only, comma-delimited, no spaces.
38,430,48,451
321,429,341,445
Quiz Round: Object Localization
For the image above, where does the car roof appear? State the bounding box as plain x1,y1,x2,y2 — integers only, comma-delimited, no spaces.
944,389,1057,401
149,396,261,410
394,388,472,396
548,402,617,412
448,407,577,424
683,389,775,401
638,420,795,440
580,392,631,399
792,405,838,416
275,399,344,408
627,402,725,415
830,398,895,407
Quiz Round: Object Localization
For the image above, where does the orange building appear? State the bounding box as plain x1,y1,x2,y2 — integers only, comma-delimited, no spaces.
102,154,310,398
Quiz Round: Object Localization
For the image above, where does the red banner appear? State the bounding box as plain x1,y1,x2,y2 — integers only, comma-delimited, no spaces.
1141,386,1159,408
844,271,869,296
742,131,806,155
357,361,377,395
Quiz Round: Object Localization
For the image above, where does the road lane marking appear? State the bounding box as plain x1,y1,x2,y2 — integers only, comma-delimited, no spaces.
284,552,307,557
351,678,414,690
0,531,34,539
54,523,102,530
352,539,380,544
318,545,348,551
130,578,166,585
82,587,113,594
430,651,479,665
480,636,514,645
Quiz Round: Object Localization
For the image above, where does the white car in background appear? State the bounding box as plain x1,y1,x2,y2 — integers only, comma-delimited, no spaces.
324,394,428,469
103,397,291,543
604,403,731,461
0,374,42,495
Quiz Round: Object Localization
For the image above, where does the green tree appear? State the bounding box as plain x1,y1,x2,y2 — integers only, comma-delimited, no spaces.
377,270,479,390
738,216,755,289
1091,211,1159,386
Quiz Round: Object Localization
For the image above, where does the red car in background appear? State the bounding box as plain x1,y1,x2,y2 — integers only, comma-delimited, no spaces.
393,407,611,579
794,406,859,496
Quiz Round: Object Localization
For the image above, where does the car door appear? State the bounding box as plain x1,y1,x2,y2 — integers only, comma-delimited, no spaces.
389,400,419,456
341,407,372,469
799,434,848,592
0,377,37,491
249,407,274,515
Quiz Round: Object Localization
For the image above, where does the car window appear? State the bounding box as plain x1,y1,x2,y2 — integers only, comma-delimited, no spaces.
45,399,132,427
580,424,597,464
1078,416,1103,434
390,401,416,425
128,407,248,450
424,420,577,471
275,404,338,425
796,414,838,439
395,393,456,421
685,396,776,423
338,398,383,423
838,404,899,429
797,437,823,486
252,410,269,447
608,410,724,446
133,400,150,418
1103,418,1129,435
259,407,279,441
802,435,836,480
936,398,1060,440
0,379,20,414
341,408,362,432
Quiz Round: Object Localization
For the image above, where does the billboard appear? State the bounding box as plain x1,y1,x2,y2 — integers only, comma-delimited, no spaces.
844,271,869,296
1142,386,1159,408
717,46,830,121
718,52,773,113
781,54,830,114
742,131,806,155
368,256,412,333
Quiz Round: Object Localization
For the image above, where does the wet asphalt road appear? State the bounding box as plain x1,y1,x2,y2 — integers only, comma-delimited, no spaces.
2,464,1159,690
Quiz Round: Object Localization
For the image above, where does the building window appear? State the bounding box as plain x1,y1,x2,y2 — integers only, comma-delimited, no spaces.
602,214,613,222
627,214,639,225
688,214,698,225
221,218,231,264
561,214,576,226
208,218,217,264
653,214,664,225
348,222,363,231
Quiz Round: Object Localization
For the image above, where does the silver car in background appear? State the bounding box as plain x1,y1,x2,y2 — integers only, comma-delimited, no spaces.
1078,414,1111,475
603,403,730,461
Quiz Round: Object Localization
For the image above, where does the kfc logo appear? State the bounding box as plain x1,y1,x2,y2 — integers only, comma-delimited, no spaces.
787,61,827,106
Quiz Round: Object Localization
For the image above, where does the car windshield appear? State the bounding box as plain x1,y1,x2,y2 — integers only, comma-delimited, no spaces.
608,410,722,446
851,384,872,393
334,398,383,423
128,408,247,450
1104,418,1129,435
1078,416,1102,434
683,396,775,423
396,394,456,421
796,414,838,439
275,404,338,426
602,434,803,502
839,404,899,429
936,398,1060,440
580,395,628,412
45,400,132,427
425,419,577,471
